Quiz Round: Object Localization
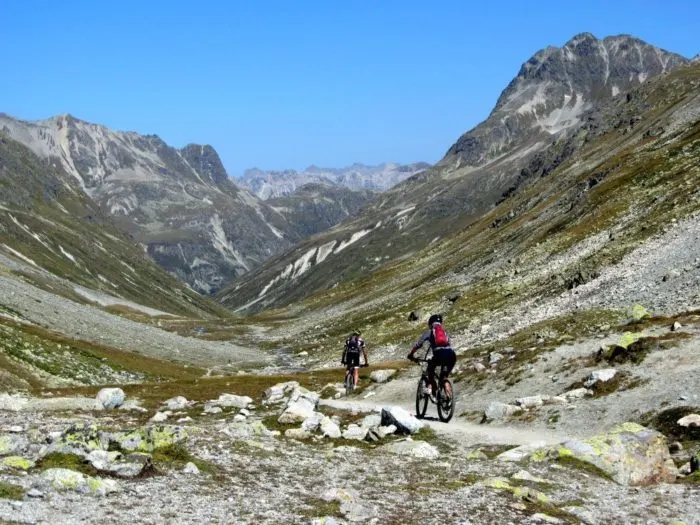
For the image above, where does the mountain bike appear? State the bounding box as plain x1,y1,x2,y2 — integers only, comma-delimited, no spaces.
412,353,455,422
344,363,368,396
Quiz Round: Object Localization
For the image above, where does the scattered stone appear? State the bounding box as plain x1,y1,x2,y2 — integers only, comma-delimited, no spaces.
488,352,503,366
213,394,253,409
239,408,251,417
7,426,23,433
408,311,420,321
233,414,247,423
162,396,189,410
369,369,396,383
515,396,545,409
375,425,397,439
150,411,170,423
88,450,153,478
380,406,424,434
177,417,193,423
382,438,439,459
471,362,487,373
671,321,682,331
447,290,461,303
628,304,650,321
483,401,521,422
511,470,548,484
302,412,324,432
264,381,300,402
466,449,489,460
617,332,643,349
531,513,563,524
183,462,200,475
496,442,548,462
284,428,312,440
677,414,700,428
278,388,320,424
320,417,342,439
360,413,382,429
584,368,617,388
561,388,592,401
669,441,683,454
39,468,120,496
0,434,28,456
203,405,223,415
342,425,367,441
95,388,125,409
110,425,188,453
26,488,44,499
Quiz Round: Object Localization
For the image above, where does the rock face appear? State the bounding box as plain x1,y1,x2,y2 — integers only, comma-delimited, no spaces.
544,423,678,485
0,113,294,294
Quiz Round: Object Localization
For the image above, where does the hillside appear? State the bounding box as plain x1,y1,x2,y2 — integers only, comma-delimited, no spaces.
219,33,689,312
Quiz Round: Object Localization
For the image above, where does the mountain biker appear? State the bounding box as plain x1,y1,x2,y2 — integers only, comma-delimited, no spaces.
342,329,369,387
407,314,456,402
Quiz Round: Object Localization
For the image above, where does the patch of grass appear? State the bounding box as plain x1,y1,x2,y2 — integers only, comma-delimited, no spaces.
151,443,219,476
556,455,612,481
0,481,25,501
639,406,700,441
678,472,700,484
299,498,343,519
35,452,98,476
597,331,692,365
566,371,647,398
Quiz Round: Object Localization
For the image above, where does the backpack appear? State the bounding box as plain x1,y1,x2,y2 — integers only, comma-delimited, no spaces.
346,335,361,353
431,323,449,347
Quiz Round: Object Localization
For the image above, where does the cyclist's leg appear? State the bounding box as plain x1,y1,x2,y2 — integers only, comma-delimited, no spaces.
349,354,360,385
426,359,437,395
439,349,457,397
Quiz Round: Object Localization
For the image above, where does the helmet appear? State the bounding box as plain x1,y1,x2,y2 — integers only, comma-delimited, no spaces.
427,314,442,327
352,328,361,336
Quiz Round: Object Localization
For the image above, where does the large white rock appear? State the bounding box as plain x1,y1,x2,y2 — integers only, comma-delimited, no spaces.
163,396,189,410
515,396,545,409
342,424,367,441
264,381,299,403
483,401,521,422
278,388,320,424
213,394,253,409
285,427,312,440
380,406,424,434
320,417,342,439
40,468,120,495
302,412,324,432
375,425,397,439
677,414,700,427
360,413,382,429
95,388,125,409
369,369,396,383
584,368,617,388
383,438,439,459
561,388,592,401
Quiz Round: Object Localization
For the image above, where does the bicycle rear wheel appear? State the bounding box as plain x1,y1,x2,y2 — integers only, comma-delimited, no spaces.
415,377,428,419
345,370,355,396
437,379,454,422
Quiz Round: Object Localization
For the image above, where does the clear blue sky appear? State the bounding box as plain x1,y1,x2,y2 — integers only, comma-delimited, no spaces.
2,1,698,176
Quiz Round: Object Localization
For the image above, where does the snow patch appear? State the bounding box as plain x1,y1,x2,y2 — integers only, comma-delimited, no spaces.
315,241,337,264
292,247,318,279
1,245,38,267
612,85,620,97
208,214,249,270
59,245,77,264
72,286,172,317
394,206,415,218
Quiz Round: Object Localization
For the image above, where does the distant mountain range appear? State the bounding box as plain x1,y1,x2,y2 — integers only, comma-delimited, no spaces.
239,162,430,199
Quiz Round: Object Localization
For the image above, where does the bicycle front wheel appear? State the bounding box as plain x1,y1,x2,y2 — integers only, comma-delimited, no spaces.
345,372,354,396
415,377,428,419
437,379,454,422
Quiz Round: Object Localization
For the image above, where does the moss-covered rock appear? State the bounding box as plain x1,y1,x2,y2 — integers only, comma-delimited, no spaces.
1,455,35,470
40,468,120,496
547,422,677,485
50,423,107,456
110,425,188,453
0,434,28,457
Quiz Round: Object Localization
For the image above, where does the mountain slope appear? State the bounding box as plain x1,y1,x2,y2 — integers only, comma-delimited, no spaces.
0,132,229,317
219,33,689,312
239,61,700,365
240,162,429,199
0,114,295,294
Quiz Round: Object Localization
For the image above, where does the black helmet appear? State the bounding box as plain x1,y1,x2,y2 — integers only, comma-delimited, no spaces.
427,314,442,327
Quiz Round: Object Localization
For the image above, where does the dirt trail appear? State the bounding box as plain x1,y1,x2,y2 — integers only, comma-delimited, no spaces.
320,374,572,447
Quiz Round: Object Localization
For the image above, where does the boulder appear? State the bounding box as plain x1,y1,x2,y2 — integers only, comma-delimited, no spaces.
370,369,396,383
380,406,424,434
471,362,487,373
278,389,319,424
321,487,375,523
203,405,223,415
1,455,34,470
545,423,678,485
39,468,120,496
515,396,545,409
375,425,397,439
162,396,189,410
48,423,106,456
233,414,247,422
489,352,504,366
263,381,299,403
87,450,153,478
284,428,312,440
382,438,439,459
342,425,368,441
95,388,125,410
561,388,592,401
671,321,682,332
496,442,549,462
302,412,325,432
483,401,521,422
183,462,200,475
617,332,643,349
320,417,342,439
360,413,382,429
584,368,617,388
0,434,28,457
109,425,188,453
677,414,700,428
150,411,170,423
212,394,253,409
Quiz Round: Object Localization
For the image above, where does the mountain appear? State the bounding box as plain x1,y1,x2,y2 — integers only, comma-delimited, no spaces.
267,183,376,238
0,114,296,294
240,162,430,199
0,131,228,317
218,33,689,312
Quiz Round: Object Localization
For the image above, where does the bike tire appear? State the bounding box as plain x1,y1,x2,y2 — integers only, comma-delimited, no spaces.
437,379,455,423
415,377,428,419
345,371,355,396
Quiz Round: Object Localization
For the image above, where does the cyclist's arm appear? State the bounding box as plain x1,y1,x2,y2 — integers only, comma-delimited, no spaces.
408,331,431,358
362,344,369,366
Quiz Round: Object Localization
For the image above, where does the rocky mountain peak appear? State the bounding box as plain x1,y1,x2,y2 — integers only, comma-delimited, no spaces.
449,33,688,167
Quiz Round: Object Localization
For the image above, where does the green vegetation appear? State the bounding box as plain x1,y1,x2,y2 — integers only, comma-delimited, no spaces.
35,453,98,476
299,498,343,519
0,482,25,501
